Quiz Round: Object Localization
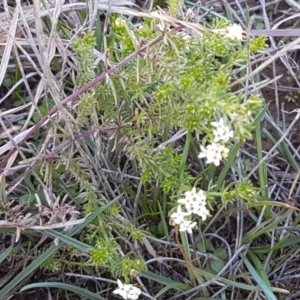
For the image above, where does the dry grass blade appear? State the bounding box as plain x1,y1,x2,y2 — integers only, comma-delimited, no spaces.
0,4,19,86
251,29,300,36
231,37,300,88
0,258,29,289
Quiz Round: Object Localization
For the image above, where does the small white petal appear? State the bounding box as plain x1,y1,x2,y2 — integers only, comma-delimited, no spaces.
213,158,220,166
117,279,124,288
179,220,197,233
177,198,187,204
113,288,128,299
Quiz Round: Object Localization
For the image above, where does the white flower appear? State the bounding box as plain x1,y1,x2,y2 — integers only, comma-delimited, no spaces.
170,188,211,232
198,143,230,166
177,187,210,220
170,205,189,225
224,24,244,41
178,219,197,234
113,280,141,300
211,118,234,143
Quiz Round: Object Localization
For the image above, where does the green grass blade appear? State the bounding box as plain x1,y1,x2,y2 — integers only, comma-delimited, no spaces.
0,245,13,264
217,201,296,221
249,245,272,254
247,250,270,287
179,132,191,181
42,229,93,252
263,127,299,172
20,282,105,300
0,176,7,202
195,267,286,294
157,201,169,239
240,253,277,300
271,235,300,251
94,11,103,52
154,282,193,298
242,210,291,244
141,270,190,291
255,118,271,219
216,141,243,189
143,266,289,294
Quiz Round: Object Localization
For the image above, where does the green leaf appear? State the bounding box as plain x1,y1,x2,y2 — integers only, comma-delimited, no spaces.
196,235,214,253
217,201,295,222
210,258,225,273
196,236,206,252
205,238,215,252
195,232,207,253
203,266,216,279
214,247,227,260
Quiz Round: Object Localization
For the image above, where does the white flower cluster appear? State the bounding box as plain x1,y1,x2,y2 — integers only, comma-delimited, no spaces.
212,23,244,41
170,187,210,233
224,24,244,41
198,118,233,166
211,118,234,143
114,17,127,29
113,279,141,300
198,143,229,166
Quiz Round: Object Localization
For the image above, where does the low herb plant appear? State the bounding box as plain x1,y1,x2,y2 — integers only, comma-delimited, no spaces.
60,8,269,298
8,7,273,300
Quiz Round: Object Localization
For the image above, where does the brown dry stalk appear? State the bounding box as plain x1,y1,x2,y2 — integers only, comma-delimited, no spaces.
175,228,204,284
251,29,300,37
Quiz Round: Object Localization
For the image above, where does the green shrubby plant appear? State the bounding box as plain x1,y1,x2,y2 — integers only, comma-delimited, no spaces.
168,0,183,16
70,10,267,298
